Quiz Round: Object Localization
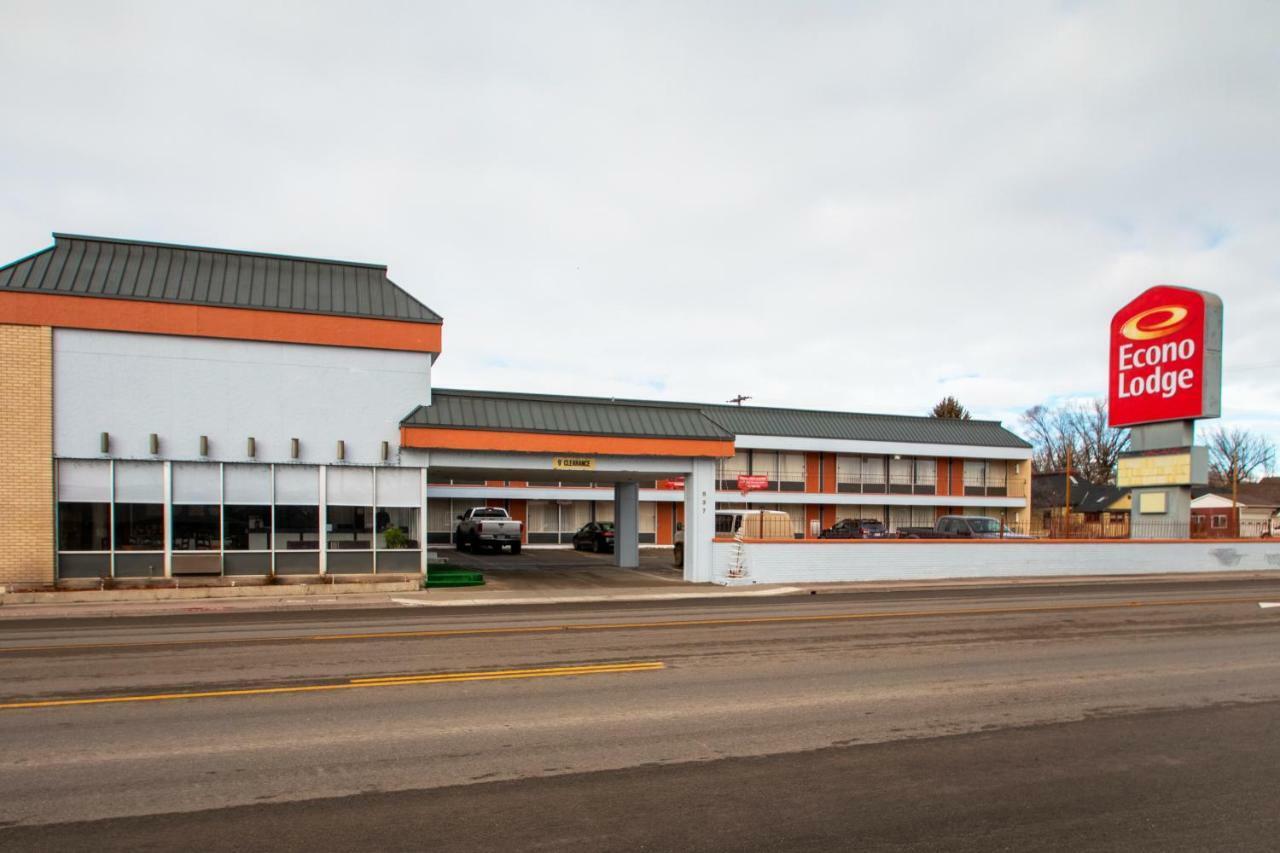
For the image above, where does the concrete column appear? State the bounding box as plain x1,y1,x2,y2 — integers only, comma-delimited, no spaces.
162,460,173,579
1127,421,1201,539
318,465,327,576
683,459,716,583
614,481,640,568
419,466,430,578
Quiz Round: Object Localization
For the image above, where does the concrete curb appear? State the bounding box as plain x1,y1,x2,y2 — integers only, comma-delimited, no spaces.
390,587,806,607
0,580,420,606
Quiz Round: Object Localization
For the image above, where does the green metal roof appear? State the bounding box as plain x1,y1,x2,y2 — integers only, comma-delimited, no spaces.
403,390,734,441
405,389,1031,449
0,233,441,324
698,403,1031,448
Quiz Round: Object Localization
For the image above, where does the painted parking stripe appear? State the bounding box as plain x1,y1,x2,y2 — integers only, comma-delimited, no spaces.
0,661,665,711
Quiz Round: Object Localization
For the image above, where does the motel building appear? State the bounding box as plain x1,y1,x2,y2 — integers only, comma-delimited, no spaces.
0,234,1034,588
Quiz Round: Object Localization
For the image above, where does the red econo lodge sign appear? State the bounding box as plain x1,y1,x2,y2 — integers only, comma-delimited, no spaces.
736,474,769,492
1108,285,1222,428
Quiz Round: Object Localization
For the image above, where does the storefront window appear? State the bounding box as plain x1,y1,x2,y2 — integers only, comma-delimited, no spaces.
224,505,272,550
275,506,319,550
224,464,272,552
275,465,320,551
376,507,420,549
115,503,164,550
172,505,220,551
58,502,111,551
327,505,372,549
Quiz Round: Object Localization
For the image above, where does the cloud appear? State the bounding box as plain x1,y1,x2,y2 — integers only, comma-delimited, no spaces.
2,0,1277,452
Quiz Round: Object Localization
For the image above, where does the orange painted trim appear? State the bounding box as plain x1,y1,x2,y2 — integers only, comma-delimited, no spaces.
657,504,674,545
821,453,837,493
935,458,949,496
0,291,442,353
400,426,736,458
507,498,529,543
804,453,821,492
820,505,837,529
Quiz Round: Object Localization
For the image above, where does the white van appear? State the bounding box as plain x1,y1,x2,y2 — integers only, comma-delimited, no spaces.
674,510,793,567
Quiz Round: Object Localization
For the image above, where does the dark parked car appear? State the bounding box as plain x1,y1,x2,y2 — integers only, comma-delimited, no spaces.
572,521,615,553
821,518,890,539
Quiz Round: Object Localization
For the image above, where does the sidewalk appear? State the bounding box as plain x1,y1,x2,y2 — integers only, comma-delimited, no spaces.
0,580,802,620
1,569,1275,621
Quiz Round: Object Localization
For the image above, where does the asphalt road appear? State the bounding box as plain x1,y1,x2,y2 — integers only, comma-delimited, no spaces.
2,578,1279,850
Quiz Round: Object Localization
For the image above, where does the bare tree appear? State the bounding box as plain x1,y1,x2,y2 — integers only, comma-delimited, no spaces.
1020,399,1128,484
1204,427,1276,487
1021,404,1076,474
930,396,971,419
1073,399,1130,485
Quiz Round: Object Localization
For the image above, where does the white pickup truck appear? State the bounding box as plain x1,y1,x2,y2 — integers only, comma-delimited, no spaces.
455,507,523,554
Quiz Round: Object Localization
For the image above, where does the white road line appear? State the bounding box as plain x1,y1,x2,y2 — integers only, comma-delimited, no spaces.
391,598,431,607
1259,602,1280,609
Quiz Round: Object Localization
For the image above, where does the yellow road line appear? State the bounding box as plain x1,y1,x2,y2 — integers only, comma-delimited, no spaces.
0,661,666,711
351,662,663,684
0,595,1266,655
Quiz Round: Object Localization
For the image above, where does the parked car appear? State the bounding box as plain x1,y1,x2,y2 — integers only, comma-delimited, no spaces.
674,510,793,568
572,521,615,553
897,515,1033,539
455,506,523,553
821,518,890,539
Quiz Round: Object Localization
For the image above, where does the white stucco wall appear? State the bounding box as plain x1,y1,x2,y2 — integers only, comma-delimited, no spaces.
713,540,1280,585
54,329,431,464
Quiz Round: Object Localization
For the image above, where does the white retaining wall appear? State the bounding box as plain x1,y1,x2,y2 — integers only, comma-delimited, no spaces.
713,540,1280,584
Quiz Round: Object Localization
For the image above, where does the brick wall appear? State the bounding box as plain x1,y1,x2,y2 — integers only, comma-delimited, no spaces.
0,324,54,584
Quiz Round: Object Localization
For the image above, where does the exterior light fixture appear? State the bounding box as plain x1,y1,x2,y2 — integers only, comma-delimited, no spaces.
149,433,159,455
100,432,110,454
247,436,256,458
291,437,300,459
381,441,390,461
336,440,346,461
199,435,209,457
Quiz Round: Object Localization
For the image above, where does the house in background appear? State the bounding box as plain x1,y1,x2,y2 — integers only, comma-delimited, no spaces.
1190,478,1280,538
1031,473,1131,538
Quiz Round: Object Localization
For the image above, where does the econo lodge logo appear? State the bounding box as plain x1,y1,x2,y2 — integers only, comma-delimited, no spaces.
1119,305,1188,341
1108,285,1221,429
1115,303,1196,401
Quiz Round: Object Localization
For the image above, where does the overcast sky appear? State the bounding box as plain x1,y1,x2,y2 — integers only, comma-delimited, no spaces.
3,1,1277,455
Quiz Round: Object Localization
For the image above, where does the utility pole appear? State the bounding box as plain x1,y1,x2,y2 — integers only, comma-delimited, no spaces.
1064,444,1072,538
1231,448,1239,537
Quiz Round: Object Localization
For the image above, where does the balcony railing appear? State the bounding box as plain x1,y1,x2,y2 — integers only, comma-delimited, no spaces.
963,477,1024,498
715,472,806,492
836,474,936,495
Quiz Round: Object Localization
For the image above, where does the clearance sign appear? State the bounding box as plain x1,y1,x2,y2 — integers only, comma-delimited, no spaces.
1108,285,1222,428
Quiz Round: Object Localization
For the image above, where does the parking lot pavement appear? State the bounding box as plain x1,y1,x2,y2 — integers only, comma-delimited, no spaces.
434,546,686,589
